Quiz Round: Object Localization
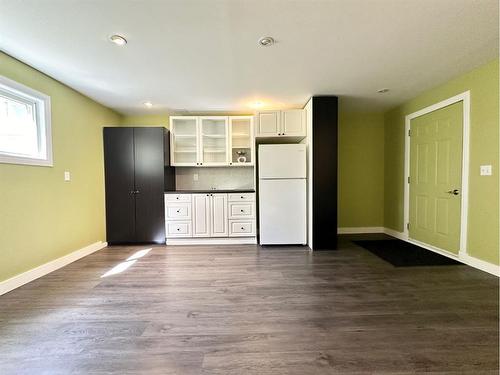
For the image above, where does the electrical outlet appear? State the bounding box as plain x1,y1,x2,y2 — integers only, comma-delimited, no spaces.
480,165,492,176
193,173,198,181
64,171,71,181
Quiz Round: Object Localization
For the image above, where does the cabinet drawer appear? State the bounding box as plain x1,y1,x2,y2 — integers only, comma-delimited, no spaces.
228,193,255,202
165,194,192,203
228,202,255,219
229,220,256,236
166,221,192,237
165,202,191,220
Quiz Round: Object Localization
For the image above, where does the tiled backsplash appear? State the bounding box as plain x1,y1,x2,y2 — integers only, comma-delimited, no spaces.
175,167,254,190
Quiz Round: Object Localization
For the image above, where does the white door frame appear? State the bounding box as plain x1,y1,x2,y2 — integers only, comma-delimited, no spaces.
403,91,470,258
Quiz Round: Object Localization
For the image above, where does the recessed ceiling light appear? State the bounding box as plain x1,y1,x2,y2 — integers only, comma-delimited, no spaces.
258,36,275,47
377,88,390,93
143,101,153,108
109,34,127,46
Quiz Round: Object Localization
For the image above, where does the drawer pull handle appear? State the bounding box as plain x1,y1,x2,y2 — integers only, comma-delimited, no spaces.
240,196,244,199
176,209,180,213
177,228,180,231
241,227,245,230
240,209,244,212
176,197,179,200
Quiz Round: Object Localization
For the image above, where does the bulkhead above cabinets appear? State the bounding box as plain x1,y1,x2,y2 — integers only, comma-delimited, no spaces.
170,116,254,167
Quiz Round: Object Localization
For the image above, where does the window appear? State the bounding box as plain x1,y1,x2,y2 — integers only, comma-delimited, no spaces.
0,76,52,166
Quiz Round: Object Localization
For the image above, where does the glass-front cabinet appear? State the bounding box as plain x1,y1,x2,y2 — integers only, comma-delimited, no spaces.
229,116,254,166
170,115,254,167
200,117,228,166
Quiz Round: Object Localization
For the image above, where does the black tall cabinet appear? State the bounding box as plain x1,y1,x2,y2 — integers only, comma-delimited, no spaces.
103,127,173,244
312,96,338,250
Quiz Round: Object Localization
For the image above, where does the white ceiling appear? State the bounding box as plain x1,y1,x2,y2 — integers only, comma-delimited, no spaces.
0,0,498,115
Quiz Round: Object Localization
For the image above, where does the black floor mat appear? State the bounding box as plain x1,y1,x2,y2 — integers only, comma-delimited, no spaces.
353,239,462,267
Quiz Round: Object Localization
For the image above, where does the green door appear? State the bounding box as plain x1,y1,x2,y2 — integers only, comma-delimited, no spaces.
409,102,463,254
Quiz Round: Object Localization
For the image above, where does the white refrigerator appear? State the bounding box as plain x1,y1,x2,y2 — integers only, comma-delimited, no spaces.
258,144,307,245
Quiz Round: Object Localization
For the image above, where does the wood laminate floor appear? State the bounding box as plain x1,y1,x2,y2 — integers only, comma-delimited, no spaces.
0,235,498,374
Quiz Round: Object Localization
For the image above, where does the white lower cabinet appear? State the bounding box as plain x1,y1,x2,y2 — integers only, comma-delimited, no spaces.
192,194,211,237
165,192,255,241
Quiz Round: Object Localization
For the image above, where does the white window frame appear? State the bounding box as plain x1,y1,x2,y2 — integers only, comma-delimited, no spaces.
0,75,52,167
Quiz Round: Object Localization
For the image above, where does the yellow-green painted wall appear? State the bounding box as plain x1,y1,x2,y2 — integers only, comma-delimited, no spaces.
120,114,169,127
338,111,385,227
0,52,122,282
384,59,499,265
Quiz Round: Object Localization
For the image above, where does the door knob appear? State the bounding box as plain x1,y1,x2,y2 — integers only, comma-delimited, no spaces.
446,189,459,195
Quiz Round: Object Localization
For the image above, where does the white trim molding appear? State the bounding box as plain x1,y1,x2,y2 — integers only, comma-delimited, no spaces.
0,241,107,296
338,227,385,234
166,237,257,245
404,91,471,258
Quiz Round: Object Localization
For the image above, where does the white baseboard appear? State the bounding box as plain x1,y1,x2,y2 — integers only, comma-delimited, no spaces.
339,226,499,277
0,241,107,296
338,227,385,234
166,237,257,245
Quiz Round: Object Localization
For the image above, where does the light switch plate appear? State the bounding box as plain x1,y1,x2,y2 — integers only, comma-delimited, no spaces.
480,165,492,176
64,171,71,181
193,173,198,181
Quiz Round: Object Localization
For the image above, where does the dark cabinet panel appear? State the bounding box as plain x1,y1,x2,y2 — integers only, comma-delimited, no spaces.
312,96,338,250
133,128,166,243
103,127,170,245
103,128,136,243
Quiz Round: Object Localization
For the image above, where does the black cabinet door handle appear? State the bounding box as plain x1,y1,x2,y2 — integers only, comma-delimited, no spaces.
176,209,180,213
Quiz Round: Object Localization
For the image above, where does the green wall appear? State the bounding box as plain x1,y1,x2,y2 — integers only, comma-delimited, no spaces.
384,59,499,265
0,52,122,282
120,114,169,127
338,111,385,227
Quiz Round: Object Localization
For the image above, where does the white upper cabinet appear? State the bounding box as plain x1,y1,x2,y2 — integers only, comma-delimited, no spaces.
200,116,229,166
255,109,306,139
256,111,281,136
281,109,306,136
170,116,254,167
229,116,254,166
170,117,199,166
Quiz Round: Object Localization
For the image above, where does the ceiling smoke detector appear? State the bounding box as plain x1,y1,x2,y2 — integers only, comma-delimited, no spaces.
258,36,275,47
377,88,390,94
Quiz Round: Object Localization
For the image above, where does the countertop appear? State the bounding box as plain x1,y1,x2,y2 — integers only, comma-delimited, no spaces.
165,189,255,194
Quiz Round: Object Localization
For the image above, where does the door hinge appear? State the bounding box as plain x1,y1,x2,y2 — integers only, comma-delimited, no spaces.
408,129,411,136
407,223,410,230
407,176,410,184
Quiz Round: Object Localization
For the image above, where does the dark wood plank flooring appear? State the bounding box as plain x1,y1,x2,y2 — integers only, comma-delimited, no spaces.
0,235,498,374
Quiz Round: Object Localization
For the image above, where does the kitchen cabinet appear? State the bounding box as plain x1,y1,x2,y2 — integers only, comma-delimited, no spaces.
103,127,170,244
229,116,254,166
170,116,254,167
192,194,211,237
255,109,306,139
164,192,255,241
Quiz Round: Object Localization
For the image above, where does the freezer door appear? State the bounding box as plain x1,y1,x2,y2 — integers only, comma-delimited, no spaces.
259,179,306,245
258,144,306,179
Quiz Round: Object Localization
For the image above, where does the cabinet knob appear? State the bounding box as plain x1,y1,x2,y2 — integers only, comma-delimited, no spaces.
176,209,180,213
241,227,245,230
240,209,244,212
240,196,244,199
177,228,180,231
176,197,179,200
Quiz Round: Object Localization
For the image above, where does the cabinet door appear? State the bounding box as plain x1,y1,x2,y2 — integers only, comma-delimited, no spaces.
256,111,280,136
103,128,136,244
170,117,199,166
229,116,254,166
282,109,305,136
133,128,166,244
211,194,228,237
192,194,211,237
199,117,228,166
